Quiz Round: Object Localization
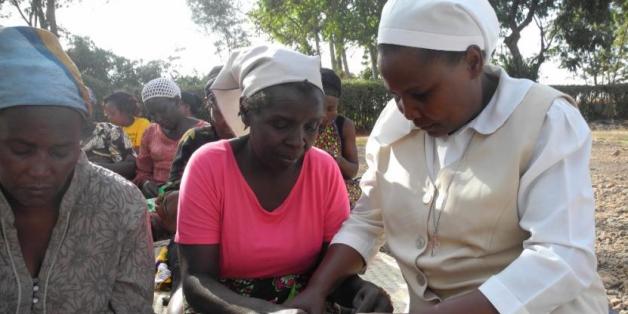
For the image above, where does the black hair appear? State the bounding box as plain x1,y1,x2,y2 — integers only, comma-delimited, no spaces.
103,91,139,116
181,91,203,117
320,68,342,98
378,43,485,65
242,81,324,116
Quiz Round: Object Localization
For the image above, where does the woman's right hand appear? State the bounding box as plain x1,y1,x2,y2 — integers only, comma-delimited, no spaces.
283,288,327,314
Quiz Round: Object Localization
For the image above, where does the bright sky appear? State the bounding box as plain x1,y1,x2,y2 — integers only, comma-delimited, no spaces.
1,0,581,84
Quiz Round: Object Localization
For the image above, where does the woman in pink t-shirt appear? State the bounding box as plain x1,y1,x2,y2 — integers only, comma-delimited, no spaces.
132,78,208,197
175,46,392,313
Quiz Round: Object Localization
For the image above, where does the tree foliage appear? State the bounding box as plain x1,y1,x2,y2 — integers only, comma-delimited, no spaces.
489,0,560,80
249,0,385,78
66,36,170,105
554,0,627,84
186,0,250,55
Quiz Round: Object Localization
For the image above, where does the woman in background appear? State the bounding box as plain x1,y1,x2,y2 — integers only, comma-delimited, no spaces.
132,78,208,197
314,68,361,207
103,91,150,152
81,88,136,180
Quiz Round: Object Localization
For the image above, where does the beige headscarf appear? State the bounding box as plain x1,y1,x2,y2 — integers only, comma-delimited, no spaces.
210,45,323,136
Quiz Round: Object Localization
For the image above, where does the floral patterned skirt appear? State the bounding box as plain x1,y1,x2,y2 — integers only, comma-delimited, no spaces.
184,274,348,313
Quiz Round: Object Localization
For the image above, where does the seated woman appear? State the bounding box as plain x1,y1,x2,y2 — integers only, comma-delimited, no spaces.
103,91,151,152
81,88,136,180
151,67,236,313
314,68,361,207
175,45,393,313
0,26,153,313
132,78,208,197
288,1,608,313
153,66,235,238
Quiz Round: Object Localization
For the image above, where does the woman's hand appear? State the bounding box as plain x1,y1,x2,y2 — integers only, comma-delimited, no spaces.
350,280,394,313
283,287,327,314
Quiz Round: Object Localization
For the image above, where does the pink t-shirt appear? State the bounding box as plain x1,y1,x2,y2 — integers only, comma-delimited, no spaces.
175,140,350,278
133,121,208,185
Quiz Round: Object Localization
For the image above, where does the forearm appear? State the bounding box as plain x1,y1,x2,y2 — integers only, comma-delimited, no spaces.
183,274,289,314
336,156,358,179
305,244,365,295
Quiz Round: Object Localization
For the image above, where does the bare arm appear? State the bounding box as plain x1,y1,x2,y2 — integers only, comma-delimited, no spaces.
178,244,298,314
336,118,359,179
285,244,366,313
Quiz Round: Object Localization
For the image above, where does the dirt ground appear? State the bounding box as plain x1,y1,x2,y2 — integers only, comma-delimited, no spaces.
356,123,628,312
589,124,628,313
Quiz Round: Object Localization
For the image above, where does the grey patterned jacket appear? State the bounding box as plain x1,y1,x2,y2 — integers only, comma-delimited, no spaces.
0,154,154,314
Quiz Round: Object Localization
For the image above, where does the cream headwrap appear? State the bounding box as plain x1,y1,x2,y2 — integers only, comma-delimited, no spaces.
377,0,499,62
210,45,323,136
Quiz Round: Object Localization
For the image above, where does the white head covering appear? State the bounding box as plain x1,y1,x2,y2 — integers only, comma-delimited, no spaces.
141,77,181,102
211,45,323,136
377,0,499,62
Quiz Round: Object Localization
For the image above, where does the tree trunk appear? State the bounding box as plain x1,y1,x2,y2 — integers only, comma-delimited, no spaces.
333,38,344,75
367,43,378,79
340,43,350,76
329,40,338,72
33,0,48,30
314,31,321,56
46,0,58,37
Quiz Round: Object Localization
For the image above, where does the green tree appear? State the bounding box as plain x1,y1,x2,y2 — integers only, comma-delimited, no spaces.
250,0,385,77
489,0,559,80
555,0,627,85
186,0,250,55
343,0,386,79
1,0,81,36
65,35,170,106
249,0,324,55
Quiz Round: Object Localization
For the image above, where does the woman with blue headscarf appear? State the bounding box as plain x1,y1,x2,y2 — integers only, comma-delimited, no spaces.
0,26,153,313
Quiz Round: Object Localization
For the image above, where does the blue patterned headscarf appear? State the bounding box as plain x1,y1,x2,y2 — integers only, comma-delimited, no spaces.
0,26,90,114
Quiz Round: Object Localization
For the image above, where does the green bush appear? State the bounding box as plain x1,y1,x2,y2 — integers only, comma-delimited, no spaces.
339,79,390,134
338,80,628,133
101,76,625,131
553,84,628,121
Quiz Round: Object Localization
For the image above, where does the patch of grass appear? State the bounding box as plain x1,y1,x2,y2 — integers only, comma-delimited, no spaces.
592,130,628,146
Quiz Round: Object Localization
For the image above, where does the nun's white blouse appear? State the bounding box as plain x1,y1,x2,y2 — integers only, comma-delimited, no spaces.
332,66,608,313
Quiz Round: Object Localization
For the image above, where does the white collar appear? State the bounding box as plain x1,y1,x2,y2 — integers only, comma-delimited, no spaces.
372,65,534,146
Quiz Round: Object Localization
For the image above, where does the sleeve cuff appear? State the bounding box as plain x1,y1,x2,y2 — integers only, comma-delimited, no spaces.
479,276,530,314
331,229,382,266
